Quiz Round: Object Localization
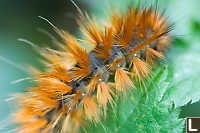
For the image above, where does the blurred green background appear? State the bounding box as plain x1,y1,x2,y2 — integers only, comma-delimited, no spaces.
0,0,200,132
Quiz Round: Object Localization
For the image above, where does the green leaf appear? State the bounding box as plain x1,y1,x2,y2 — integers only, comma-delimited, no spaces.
81,66,185,133
162,35,200,107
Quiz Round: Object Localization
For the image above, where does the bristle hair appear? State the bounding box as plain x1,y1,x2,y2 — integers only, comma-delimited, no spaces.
14,3,171,133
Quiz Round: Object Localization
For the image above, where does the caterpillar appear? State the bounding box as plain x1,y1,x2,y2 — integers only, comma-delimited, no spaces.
14,1,172,133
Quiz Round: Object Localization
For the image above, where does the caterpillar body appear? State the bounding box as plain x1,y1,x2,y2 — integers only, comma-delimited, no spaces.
14,3,171,133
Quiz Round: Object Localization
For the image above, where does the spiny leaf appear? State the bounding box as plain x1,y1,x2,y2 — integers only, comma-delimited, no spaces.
162,36,200,107
81,66,185,133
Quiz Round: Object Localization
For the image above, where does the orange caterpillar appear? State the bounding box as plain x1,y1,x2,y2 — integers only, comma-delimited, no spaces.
14,4,171,133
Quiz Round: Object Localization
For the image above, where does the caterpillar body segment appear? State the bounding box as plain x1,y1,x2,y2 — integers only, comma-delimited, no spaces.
15,6,171,133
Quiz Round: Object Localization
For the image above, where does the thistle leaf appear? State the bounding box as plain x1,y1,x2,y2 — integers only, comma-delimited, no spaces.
81,66,185,133
161,36,200,107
